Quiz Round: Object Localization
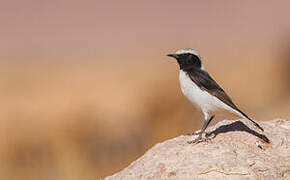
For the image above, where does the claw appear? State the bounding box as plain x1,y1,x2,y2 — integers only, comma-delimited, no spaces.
187,134,211,144
187,130,202,136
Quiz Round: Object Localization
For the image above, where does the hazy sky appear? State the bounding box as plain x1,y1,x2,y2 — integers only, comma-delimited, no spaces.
1,0,290,61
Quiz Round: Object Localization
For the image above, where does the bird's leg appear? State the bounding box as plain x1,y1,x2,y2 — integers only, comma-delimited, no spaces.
188,115,215,144
188,114,215,136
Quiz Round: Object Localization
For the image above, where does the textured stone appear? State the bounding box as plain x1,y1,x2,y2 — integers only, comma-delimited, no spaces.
105,119,290,180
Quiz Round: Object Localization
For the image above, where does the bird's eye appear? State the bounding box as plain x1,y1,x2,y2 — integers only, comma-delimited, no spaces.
186,55,192,64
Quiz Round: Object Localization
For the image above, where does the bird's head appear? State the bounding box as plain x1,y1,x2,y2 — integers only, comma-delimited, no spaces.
167,48,203,70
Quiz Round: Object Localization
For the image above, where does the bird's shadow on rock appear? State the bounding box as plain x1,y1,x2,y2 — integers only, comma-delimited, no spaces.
206,121,270,143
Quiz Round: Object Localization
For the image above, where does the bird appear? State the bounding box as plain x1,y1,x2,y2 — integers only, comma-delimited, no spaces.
167,48,264,143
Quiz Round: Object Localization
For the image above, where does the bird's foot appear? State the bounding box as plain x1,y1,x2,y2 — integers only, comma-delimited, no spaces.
187,134,211,144
187,130,202,136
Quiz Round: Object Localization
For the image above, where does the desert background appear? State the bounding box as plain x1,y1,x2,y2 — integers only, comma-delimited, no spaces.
1,1,290,179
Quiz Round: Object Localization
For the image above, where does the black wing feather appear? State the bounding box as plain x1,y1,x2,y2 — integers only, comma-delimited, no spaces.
186,68,264,132
186,68,238,110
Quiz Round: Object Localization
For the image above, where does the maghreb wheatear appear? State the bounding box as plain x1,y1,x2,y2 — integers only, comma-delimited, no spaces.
168,48,264,143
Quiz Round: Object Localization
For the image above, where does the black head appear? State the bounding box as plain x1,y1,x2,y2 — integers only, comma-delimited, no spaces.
167,48,202,70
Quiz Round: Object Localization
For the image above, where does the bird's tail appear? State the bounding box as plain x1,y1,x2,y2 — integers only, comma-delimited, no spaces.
237,109,264,131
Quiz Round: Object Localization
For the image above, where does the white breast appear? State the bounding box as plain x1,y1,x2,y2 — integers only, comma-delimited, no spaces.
179,70,234,114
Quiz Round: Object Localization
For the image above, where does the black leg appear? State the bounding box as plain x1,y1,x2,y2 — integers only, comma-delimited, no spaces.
201,115,215,133
188,115,215,144
190,115,215,135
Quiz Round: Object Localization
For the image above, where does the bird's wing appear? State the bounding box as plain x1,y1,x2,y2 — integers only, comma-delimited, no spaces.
186,68,264,132
186,68,239,111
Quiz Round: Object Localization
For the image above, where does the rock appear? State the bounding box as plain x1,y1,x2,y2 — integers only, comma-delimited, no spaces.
105,119,290,180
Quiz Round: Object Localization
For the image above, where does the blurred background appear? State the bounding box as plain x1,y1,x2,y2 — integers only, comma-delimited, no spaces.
1,0,290,179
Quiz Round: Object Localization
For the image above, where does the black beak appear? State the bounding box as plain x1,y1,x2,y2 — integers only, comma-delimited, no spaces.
167,54,178,59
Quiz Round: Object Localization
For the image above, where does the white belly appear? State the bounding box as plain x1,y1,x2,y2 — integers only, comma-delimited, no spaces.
179,70,232,114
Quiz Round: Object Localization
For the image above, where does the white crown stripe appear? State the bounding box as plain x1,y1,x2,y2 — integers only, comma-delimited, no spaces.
175,48,200,57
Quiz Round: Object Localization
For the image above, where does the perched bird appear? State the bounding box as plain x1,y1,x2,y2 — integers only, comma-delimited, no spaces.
168,48,264,143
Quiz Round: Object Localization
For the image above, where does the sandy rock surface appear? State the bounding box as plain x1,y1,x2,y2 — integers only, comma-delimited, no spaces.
105,119,290,180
